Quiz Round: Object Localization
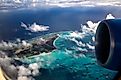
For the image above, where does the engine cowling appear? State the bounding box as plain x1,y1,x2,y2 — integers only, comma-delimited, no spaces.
95,19,121,71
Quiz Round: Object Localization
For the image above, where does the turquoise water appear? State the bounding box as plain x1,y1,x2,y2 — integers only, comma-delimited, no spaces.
20,31,117,80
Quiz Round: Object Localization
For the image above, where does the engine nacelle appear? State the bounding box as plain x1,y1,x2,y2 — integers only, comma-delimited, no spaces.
95,19,121,71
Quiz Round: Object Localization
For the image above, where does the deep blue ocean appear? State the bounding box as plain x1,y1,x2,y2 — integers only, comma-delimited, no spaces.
0,6,121,41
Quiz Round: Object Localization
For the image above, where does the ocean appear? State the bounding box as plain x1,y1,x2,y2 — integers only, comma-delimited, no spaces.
0,5,121,41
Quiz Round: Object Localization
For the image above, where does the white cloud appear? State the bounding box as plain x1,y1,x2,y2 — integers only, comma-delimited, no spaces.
0,39,32,50
64,13,115,51
1,0,121,9
80,13,115,50
86,43,95,49
17,63,40,80
81,21,100,34
32,69,39,76
69,32,85,39
43,0,121,7
28,63,40,76
0,40,38,80
106,13,115,19
17,76,32,80
0,41,18,49
78,41,86,47
13,0,22,3
92,36,95,42
21,22,49,32
77,48,88,52
17,66,31,76
22,40,31,47
81,13,115,35
29,63,40,70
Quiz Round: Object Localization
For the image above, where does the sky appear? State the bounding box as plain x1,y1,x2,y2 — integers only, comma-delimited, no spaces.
0,0,121,4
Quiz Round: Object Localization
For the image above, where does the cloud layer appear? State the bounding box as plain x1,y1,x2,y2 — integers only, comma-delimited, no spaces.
1,0,121,9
